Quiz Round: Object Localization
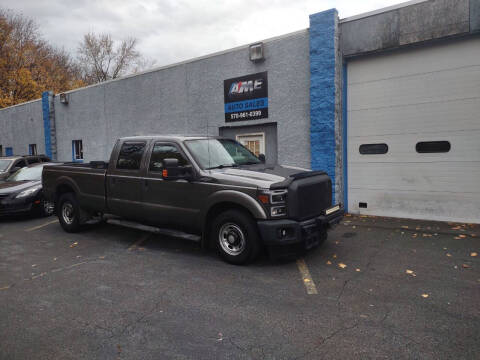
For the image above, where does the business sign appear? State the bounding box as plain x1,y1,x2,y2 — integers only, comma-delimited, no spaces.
224,72,268,122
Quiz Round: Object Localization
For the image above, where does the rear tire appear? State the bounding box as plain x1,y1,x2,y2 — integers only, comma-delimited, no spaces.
58,193,82,233
211,209,260,265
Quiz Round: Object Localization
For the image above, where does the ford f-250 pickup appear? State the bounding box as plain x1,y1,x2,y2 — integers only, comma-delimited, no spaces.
42,136,343,264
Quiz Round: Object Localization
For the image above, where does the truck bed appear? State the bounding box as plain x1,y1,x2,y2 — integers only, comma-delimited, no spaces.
42,162,108,213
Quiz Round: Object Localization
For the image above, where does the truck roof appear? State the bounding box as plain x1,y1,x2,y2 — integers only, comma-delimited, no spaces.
119,135,223,142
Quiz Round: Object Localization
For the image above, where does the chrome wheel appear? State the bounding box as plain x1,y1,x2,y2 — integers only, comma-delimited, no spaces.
43,200,55,216
62,202,75,225
218,223,246,256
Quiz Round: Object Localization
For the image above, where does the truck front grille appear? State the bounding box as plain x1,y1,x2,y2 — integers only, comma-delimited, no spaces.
287,173,332,221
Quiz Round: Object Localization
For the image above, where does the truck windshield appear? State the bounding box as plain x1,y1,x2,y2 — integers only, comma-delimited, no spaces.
185,139,261,170
0,160,12,172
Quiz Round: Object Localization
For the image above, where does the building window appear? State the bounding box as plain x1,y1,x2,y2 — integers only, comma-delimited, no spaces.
116,142,146,170
236,133,265,157
5,147,13,156
416,141,450,153
72,140,83,161
359,143,388,155
29,144,37,155
0,145,2,156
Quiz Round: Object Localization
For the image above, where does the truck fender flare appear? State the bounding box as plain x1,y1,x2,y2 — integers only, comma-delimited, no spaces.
54,176,81,199
204,190,267,221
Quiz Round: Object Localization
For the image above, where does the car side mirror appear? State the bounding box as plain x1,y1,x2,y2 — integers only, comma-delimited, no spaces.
162,158,193,181
258,154,266,163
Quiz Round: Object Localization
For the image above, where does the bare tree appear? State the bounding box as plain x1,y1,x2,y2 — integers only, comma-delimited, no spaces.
77,32,153,85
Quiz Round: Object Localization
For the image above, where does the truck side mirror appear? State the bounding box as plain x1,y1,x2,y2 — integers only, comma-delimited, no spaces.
258,154,266,163
162,158,192,181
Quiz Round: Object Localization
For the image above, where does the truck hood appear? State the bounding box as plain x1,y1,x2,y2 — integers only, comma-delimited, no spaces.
210,164,313,189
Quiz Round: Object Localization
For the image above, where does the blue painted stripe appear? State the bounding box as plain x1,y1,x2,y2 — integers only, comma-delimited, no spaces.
224,97,268,113
42,91,52,159
342,62,348,212
309,9,337,204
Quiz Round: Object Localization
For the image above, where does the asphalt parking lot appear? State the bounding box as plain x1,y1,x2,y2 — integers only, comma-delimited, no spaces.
0,214,478,359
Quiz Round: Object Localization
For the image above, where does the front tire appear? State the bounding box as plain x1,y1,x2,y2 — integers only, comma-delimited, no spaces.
211,209,260,265
58,193,82,233
38,197,55,217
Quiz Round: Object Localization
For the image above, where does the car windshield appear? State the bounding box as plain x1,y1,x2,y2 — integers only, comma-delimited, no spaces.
0,159,12,172
185,139,261,169
7,165,44,181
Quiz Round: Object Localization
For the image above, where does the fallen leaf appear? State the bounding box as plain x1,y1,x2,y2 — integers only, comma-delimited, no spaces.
401,225,409,229
421,293,429,298
355,268,361,272
338,263,347,269
99,256,105,259
454,237,461,240
451,226,461,230
53,257,57,261
332,254,337,259
31,264,37,268
443,247,447,250
405,269,416,277
352,226,356,229
454,265,458,269
335,241,339,244
446,253,452,257
471,252,478,257
360,314,368,318
462,264,471,269
458,234,466,239
70,242,78,248
326,260,332,265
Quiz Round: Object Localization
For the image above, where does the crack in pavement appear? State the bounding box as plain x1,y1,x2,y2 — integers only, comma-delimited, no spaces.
293,322,360,360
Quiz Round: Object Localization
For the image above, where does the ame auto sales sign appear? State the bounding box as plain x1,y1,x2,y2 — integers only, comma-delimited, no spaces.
223,72,268,122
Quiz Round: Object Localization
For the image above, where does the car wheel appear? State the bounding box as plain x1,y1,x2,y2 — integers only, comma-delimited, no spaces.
58,193,82,233
39,198,55,217
211,209,260,265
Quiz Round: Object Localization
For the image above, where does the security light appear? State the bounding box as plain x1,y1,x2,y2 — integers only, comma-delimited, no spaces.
249,42,264,62
59,93,69,104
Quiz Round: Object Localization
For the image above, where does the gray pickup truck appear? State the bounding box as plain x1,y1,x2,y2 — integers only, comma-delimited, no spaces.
42,136,343,264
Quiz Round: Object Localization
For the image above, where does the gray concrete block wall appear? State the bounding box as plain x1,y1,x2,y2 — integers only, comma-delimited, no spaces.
53,30,311,168
0,100,45,156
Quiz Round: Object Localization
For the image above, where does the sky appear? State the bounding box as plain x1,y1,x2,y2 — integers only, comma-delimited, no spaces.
3,0,404,67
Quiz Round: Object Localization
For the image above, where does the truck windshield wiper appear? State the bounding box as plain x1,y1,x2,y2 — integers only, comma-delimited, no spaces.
206,164,239,170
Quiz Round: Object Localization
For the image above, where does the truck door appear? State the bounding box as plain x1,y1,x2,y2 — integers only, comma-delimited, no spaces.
142,142,202,231
106,140,148,220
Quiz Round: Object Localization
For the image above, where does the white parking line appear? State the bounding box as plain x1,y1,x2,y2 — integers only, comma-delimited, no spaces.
297,258,318,295
25,219,59,232
127,233,150,251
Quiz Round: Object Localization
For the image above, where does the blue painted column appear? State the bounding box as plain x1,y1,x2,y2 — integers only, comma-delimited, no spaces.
309,9,338,203
42,91,52,159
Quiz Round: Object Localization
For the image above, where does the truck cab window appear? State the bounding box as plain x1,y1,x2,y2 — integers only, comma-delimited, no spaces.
116,142,146,170
149,144,187,171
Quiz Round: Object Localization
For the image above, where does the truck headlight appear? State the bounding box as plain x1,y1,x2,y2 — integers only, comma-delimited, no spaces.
257,189,287,204
15,185,41,199
271,206,287,217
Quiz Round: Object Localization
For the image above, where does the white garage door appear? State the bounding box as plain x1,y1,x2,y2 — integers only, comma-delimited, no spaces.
347,37,480,223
